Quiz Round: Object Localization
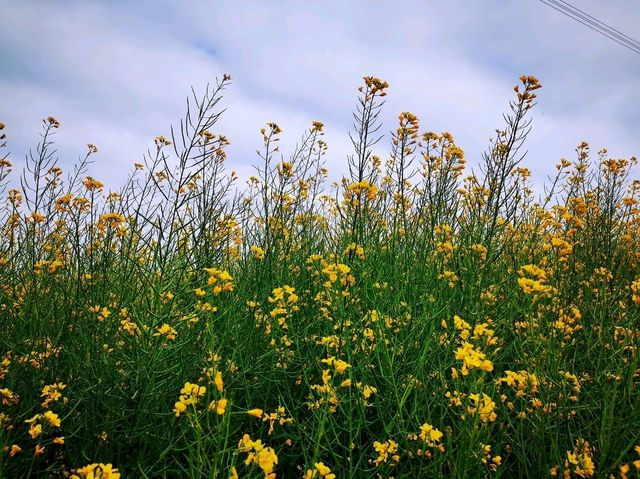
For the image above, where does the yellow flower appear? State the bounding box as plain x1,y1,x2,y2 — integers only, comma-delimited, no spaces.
209,398,228,415
333,359,350,374
173,401,187,417
361,384,377,399
215,371,224,393
304,462,336,478
181,382,206,397
238,434,278,477
250,245,265,259
455,342,493,375
468,393,497,423
9,444,21,457
248,408,264,418
74,463,121,479
372,439,400,466
30,211,46,223
153,323,177,340
28,422,42,439
47,116,61,127
43,410,61,428
41,383,66,408
418,423,444,448
204,268,234,295
83,176,104,191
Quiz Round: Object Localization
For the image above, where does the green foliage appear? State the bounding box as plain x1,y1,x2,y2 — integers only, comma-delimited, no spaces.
0,75,639,478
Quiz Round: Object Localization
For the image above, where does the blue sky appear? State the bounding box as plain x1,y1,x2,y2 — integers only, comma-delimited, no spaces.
1,0,638,192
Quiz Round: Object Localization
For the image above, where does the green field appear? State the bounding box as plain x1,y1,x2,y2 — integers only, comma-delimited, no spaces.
1,75,639,478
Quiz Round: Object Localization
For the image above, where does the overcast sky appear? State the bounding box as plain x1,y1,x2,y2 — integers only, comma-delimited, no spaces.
1,0,638,193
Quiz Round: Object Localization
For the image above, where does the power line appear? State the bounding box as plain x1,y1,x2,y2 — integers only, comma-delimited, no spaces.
540,0,640,53
538,0,640,55
553,0,640,48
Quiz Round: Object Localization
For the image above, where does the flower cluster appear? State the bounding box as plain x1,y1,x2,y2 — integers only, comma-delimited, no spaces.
71,463,120,479
173,382,207,417
238,434,278,479
204,267,234,295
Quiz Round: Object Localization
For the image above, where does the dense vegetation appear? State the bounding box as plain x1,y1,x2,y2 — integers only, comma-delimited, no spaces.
1,75,639,478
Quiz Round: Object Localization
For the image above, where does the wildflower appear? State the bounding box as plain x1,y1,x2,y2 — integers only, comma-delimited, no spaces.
87,143,98,154
9,444,21,457
304,462,336,479
72,463,121,479
25,414,43,438
43,410,61,428
321,263,354,288
418,423,444,450
360,383,377,400
120,319,141,336
173,401,187,417
517,264,556,299
153,323,177,340
262,407,293,435
455,342,493,375
238,434,278,479
209,398,228,415
88,305,111,322
321,356,350,374
468,393,497,423
83,176,104,191
215,371,224,393
160,291,174,303
453,315,472,340
204,267,234,295
556,439,595,477
29,211,46,223
181,382,206,400
631,279,640,305
154,135,172,147
174,382,206,417
0,387,18,406
344,242,365,259
41,383,66,408
372,439,400,466
248,408,264,418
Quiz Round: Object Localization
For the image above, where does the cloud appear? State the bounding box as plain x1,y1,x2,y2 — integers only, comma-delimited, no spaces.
0,0,637,196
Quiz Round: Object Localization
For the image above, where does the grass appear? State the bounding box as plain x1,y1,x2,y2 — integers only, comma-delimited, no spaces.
0,74,639,478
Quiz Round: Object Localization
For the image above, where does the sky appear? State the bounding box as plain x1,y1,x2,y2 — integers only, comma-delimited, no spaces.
1,0,639,194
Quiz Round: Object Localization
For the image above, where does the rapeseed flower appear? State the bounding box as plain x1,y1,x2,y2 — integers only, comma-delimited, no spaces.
72,463,120,479
304,462,336,479
238,434,278,478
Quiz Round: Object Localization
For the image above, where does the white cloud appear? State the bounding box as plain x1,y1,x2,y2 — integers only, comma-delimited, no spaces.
0,0,637,196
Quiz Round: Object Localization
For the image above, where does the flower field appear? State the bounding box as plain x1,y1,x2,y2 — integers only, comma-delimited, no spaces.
0,75,639,478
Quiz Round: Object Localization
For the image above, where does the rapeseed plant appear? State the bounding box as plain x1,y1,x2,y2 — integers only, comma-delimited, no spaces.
0,73,638,478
